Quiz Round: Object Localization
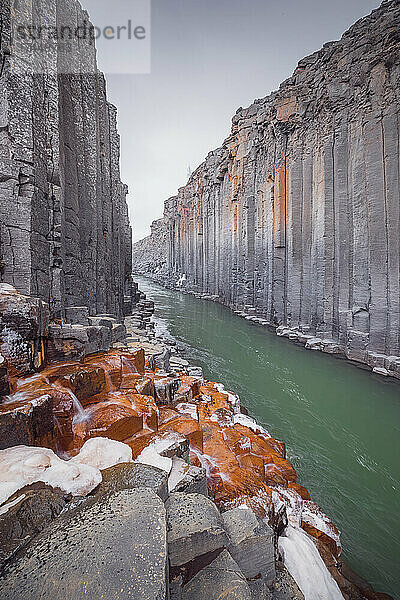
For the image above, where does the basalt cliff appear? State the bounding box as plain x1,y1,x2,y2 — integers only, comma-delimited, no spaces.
0,0,133,321
134,0,400,378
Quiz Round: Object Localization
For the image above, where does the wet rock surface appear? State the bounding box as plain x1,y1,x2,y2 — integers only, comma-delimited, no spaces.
0,486,69,570
0,488,168,600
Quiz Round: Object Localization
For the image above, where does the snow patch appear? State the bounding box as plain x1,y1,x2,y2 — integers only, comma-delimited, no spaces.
278,526,344,600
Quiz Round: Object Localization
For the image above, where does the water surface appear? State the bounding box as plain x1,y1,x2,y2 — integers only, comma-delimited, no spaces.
136,276,400,598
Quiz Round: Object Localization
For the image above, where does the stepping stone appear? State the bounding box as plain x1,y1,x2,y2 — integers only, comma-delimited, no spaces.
166,492,228,570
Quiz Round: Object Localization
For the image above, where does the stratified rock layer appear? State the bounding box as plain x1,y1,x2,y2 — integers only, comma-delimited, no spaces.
0,0,133,320
135,0,400,372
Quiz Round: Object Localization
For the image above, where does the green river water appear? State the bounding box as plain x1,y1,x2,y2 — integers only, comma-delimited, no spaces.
136,276,400,598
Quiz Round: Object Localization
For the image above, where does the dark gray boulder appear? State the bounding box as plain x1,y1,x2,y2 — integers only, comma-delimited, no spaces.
0,488,168,600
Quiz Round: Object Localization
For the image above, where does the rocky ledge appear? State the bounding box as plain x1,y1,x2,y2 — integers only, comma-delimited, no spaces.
0,287,393,600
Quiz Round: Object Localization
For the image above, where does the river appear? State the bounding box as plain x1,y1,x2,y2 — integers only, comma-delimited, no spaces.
135,276,400,598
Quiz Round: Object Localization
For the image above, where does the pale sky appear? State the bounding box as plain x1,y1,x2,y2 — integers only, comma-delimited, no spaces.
82,0,381,241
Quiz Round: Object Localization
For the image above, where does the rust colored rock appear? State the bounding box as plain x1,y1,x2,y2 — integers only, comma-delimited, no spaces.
159,416,204,453
84,353,123,390
301,521,340,559
289,482,311,500
175,375,202,402
158,407,180,425
237,453,265,482
0,289,48,376
0,394,54,450
74,402,143,444
123,429,158,459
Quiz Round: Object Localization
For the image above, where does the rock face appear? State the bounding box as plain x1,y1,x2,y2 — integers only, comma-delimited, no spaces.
133,218,169,276
135,0,400,373
0,0,133,321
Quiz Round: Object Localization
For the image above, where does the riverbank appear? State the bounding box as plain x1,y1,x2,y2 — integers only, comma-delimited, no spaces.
133,275,400,598
139,272,400,384
0,283,396,599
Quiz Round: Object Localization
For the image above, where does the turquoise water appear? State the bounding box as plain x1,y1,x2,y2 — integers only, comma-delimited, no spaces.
136,277,400,598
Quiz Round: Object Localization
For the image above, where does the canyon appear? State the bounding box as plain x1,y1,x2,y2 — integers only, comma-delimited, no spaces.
0,0,397,599
133,0,400,378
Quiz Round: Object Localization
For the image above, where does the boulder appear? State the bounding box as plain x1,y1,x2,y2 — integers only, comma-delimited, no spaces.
169,459,208,496
0,289,48,375
47,324,112,362
166,492,228,582
0,353,10,397
153,374,181,404
0,394,54,450
0,486,69,570
181,550,251,600
96,461,169,501
65,306,90,326
0,488,168,600
222,506,275,582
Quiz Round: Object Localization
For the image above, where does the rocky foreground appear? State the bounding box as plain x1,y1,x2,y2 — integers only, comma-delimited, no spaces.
0,285,393,600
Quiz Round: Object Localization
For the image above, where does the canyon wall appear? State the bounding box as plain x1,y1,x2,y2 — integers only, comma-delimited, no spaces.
132,218,168,276
0,0,133,320
136,0,400,371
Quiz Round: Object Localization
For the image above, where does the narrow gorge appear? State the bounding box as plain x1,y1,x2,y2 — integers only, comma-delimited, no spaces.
0,0,398,599
134,0,400,378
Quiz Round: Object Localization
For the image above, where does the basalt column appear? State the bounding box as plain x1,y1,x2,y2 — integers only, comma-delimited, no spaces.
135,0,400,372
0,0,133,319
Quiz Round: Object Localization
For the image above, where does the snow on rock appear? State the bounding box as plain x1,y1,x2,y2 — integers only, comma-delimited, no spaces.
0,446,101,505
70,437,132,470
278,526,344,600
168,456,190,492
233,413,271,437
135,446,172,473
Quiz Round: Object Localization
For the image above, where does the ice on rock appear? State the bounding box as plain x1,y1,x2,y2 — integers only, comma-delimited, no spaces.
0,446,102,505
70,437,133,470
135,446,172,473
233,413,271,437
278,526,344,600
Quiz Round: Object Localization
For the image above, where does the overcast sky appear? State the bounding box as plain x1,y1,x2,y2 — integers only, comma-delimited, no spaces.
82,0,380,241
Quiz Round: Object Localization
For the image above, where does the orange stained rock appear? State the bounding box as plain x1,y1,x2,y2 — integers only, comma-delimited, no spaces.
127,393,158,431
73,401,143,445
158,407,180,425
301,522,340,559
288,482,311,500
274,156,287,249
175,375,202,402
123,429,158,459
122,374,155,397
158,415,204,453
84,353,123,390
233,424,286,458
237,453,265,482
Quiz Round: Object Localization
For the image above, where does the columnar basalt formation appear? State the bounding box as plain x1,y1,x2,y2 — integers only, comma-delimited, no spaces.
0,0,133,321
135,0,400,375
0,343,391,598
132,218,168,276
